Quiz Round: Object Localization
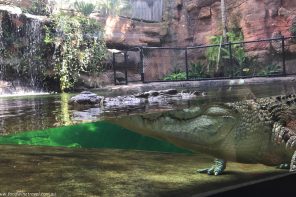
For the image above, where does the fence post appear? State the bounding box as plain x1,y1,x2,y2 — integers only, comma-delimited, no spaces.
281,36,286,76
140,47,145,82
113,53,117,85
124,51,128,85
228,42,233,77
185,48,189,80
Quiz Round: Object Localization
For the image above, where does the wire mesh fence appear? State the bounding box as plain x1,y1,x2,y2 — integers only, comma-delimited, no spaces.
112,48,142,85
142,47,186,82
112,36,296,84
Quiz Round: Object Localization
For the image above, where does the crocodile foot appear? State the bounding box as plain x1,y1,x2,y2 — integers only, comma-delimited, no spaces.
276,163,290,169
197,159,226,176
272,123,296,149
290,151,296,172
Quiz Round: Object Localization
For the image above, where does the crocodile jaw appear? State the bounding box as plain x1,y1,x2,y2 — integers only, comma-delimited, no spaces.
107,106,239,152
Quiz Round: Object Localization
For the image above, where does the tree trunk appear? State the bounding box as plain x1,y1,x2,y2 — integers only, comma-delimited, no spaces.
221,0,227,41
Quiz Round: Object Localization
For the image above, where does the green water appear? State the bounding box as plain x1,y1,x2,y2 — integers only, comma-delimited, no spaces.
0,121,191,153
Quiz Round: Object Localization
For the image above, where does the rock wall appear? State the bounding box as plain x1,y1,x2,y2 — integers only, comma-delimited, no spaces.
164,0,296,46
104,0,296,80
0,5,52,93
0,0,33,8
91,14,168,48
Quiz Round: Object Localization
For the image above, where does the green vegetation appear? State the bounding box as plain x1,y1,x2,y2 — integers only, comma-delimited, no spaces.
98,0,130,16
189,62,208,79
290,18,296,37
163,69,186,81
74,1,96,16
164,30,282,81
45,12,107,91
23,0,50,15
163,62,208,81
206,31,246,77
257,64,282,76
205,31,282,77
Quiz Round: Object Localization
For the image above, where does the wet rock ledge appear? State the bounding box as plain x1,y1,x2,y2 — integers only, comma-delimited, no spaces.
69,89,204,109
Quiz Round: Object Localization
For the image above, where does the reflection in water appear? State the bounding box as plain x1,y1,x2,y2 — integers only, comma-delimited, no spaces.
1,83,296,135
0,95,58,134
0,121,190,153
59,93,71,126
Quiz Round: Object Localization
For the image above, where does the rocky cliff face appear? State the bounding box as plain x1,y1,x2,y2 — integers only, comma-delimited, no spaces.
162,0,296,46
0,0,33,7
0,5,52,93
104,0,296,80
170,0,296,75
99,0,296,47
91,14,168,48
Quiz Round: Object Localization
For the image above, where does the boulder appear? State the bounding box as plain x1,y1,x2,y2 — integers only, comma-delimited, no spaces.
70,89,205,112
69,91,104,105
103,96,146,108
198,7,211,19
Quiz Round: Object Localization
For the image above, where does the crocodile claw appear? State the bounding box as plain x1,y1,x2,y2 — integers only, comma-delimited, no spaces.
276,163,290,169
272,122,296,150
286,136,296,149
290,151,296,172
197,159,226,176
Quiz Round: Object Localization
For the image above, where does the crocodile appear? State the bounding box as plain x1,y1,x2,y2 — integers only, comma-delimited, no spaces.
106,94,296,175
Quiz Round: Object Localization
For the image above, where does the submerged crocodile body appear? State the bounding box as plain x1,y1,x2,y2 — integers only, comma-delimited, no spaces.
106,94,296,175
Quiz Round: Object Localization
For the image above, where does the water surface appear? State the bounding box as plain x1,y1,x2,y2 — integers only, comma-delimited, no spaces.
1,82,296,135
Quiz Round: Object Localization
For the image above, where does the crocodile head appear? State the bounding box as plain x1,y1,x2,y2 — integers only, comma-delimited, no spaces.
106,105,240,152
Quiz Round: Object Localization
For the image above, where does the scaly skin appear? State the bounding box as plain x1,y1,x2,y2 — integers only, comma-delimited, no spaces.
106,95,296,175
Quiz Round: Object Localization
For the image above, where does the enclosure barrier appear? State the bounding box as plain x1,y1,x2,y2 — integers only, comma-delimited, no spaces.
112,36,296,85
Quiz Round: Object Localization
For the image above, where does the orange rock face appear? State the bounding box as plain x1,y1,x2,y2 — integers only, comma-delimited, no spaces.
169,0,296,46
91,14,168,48
92,0,296,48
97,0,296,80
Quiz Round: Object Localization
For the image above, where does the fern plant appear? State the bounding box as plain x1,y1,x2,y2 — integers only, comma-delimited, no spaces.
74,1,96,16
189,62,208,79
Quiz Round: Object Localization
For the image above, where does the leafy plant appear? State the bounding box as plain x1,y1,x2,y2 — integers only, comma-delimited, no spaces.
23,0,50,15
45,13,107,91
257,64,282,76
290,18,296,37
188,62,208,79
206,31,249,77
98,0,131,16
163,66,186,81
163,62,210,81
74,1,96,16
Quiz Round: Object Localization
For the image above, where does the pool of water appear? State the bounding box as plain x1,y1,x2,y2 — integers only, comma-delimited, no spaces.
1,82,296,196
1,82,295,135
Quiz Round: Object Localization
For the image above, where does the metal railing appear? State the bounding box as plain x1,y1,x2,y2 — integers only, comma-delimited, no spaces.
112,36,296,85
